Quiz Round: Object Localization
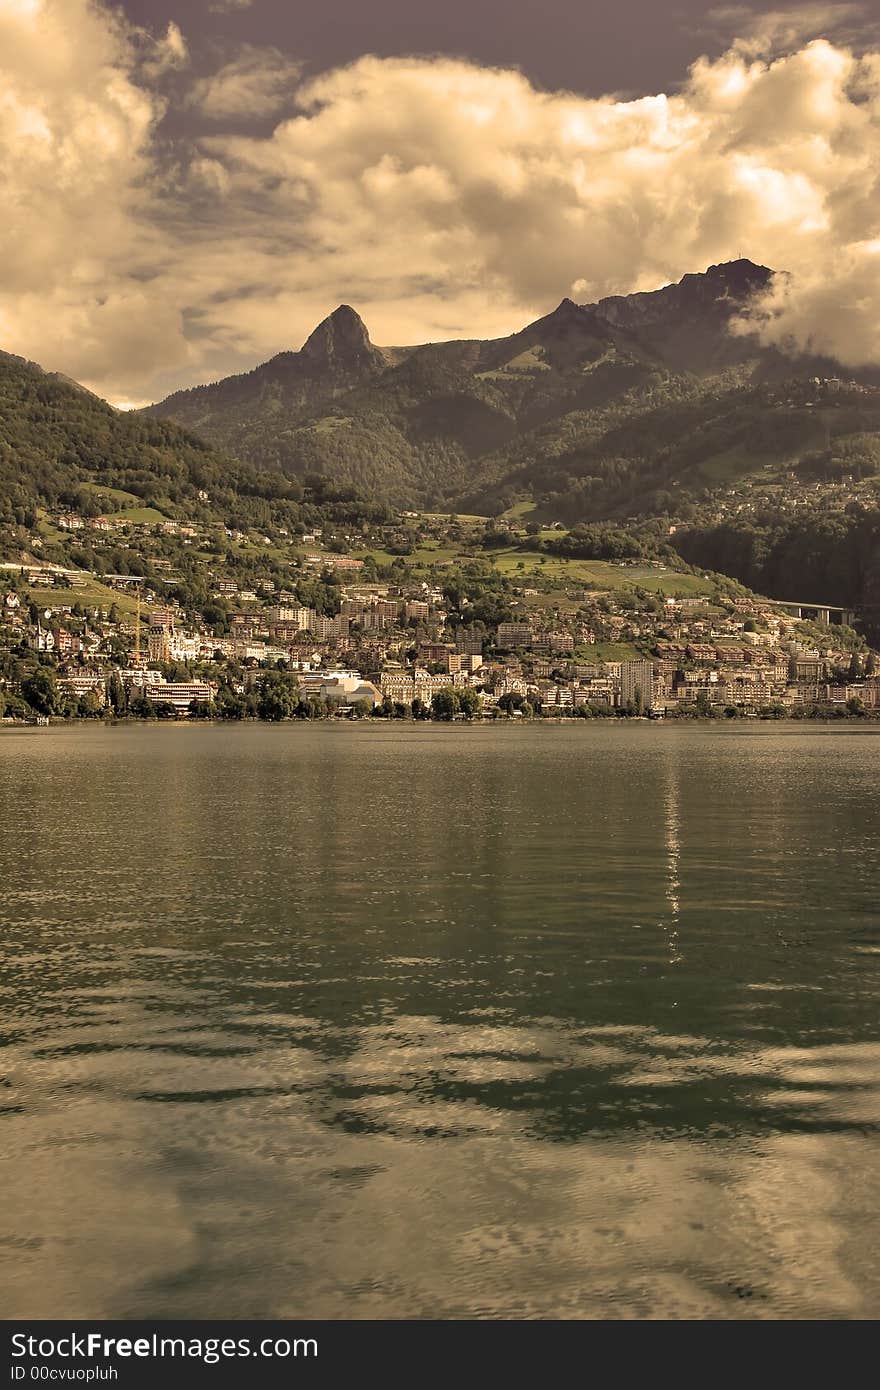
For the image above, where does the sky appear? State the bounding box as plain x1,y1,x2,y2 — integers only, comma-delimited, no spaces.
1,0,880,405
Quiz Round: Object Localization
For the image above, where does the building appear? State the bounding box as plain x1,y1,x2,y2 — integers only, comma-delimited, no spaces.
59,673,107,703
298,671,381,708
619,659,655,710
119,668,165,688
496,623,532,649
144,681,215,711
53,629,82,657
311,614,350,642
446,652,483,675
267,605,315,628
418,643,450,664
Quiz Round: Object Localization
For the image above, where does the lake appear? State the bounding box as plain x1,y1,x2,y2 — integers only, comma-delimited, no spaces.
1,722,878,1319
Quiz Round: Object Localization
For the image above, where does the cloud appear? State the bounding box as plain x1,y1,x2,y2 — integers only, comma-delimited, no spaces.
140,21,189,79
0,0,194,390
708,4,876,57
187,46,301,121
2,0,880,400
196,38,880,368
734,241,880,363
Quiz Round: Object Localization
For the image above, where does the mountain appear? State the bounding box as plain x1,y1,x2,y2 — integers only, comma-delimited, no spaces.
146,304,407,473
4,320,880,638
144,260,879,518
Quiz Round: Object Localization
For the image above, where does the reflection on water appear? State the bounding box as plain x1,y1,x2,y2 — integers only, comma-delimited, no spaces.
0,723,879,1318
661,751,683,966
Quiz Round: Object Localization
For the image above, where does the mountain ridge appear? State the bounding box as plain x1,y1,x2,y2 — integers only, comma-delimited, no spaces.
146,259,777,408
132,261,880,516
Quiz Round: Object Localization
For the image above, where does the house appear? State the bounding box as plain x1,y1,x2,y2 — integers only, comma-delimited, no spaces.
59,674,107,704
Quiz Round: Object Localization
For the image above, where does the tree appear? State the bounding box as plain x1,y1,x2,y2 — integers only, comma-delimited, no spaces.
848,652,863,681
107,670,127,715
256,671,299,720
760,704,787,720
497,691,524,715
128,693,156,719
411,696,428,720
76,689,104,718
458,689,481,719
866,651,877,677
21,666,58,716
431,688,459,720
215,682,247,719
201,601,229,632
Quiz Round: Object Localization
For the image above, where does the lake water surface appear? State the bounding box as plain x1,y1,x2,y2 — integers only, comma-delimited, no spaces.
1,722,878,1319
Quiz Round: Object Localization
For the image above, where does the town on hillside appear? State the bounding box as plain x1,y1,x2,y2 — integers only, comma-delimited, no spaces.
2,505,879,724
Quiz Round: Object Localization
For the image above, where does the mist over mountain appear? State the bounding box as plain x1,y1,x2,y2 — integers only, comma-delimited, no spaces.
143,261,880,517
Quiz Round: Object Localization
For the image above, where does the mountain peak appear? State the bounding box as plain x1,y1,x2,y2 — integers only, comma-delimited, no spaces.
528,296,590,335
544,296,586,322
301,304,375,367
706,257,771,277
592,258,775,339
693,259,773,295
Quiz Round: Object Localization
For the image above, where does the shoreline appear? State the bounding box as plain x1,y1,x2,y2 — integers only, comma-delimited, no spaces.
4,713,880,730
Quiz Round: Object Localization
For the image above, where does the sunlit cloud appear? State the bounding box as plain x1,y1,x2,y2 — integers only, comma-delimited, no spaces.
1,0,880,401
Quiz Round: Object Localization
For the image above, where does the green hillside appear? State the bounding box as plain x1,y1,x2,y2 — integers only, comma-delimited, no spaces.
0,349,391,562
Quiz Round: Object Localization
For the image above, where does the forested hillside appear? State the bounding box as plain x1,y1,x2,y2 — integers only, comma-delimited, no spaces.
0,350,390,558
673,510,880,640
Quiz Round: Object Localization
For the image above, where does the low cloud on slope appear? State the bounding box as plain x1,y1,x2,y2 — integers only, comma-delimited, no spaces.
1,0,879,401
